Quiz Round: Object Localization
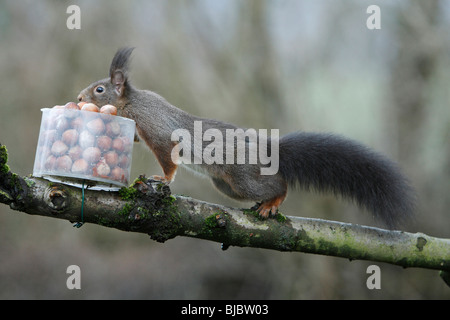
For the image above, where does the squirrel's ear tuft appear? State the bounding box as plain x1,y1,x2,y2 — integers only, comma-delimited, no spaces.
110,47,135,97
110,47,134,80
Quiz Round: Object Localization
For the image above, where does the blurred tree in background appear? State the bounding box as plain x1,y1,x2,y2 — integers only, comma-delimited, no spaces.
0,0,448,299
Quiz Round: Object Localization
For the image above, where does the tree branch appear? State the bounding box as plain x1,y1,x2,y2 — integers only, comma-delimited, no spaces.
1,143,449,287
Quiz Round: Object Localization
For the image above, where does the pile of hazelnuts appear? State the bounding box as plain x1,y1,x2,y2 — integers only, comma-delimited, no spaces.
34,101,134,185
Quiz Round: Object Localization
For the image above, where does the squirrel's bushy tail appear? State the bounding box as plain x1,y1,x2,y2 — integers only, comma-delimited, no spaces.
278,132,415,228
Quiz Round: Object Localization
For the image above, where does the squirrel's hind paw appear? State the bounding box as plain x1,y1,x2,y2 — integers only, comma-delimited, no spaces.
254,202,279,219
255,195,286,219
256,204,277,219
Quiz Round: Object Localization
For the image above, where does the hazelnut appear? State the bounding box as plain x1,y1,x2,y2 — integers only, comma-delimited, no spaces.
104,151,119,167
64,102,80,118
51,140,69,156
65,102,79,109
62,129,79,146
81,103,99,113
94,159,111,177
86,118,106,135
112,137,124,153
71,158,89,175
82,147,101,164
105,121,121,137
118,154,130,168
68,145,83,161
97,135,112,152
79,130,95,149
111,167,126,182
100,104,117,116
44,155,58,170
55,115,69,132
70,117,84,130
56,155,73,172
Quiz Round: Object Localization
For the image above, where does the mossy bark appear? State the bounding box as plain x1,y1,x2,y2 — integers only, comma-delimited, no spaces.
1,143,449,287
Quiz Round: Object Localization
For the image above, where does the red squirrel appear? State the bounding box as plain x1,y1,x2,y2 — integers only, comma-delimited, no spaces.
78,47,415,228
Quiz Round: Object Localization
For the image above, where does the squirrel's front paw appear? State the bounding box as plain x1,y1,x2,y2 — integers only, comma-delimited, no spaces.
150,175,170,184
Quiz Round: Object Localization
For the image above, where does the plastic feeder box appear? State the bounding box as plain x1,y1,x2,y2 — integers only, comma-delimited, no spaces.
33,108,136,190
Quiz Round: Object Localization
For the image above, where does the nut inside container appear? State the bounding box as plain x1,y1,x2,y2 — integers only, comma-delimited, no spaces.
33,107,136,191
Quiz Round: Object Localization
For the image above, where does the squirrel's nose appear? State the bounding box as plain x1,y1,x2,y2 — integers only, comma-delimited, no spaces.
77,94,83,102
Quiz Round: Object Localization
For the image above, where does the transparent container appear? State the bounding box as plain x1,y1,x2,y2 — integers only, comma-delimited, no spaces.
33,107,135,191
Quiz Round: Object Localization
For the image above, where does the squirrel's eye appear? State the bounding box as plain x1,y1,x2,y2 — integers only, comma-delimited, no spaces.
95,86,105,93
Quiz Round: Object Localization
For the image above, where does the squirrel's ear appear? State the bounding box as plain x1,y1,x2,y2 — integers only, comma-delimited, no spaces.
109,47,134,97
112,70,126,97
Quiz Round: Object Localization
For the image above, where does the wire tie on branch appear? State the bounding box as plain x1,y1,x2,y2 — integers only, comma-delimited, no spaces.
73,180,86,228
